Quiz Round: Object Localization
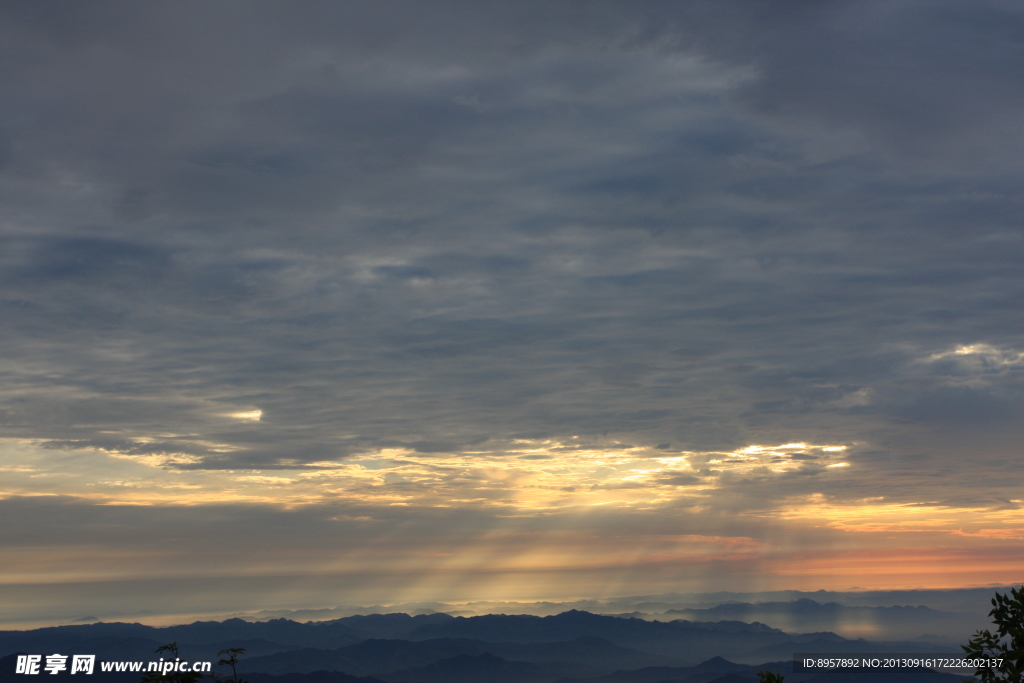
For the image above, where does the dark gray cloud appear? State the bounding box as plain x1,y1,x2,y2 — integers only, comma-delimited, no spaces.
0,1,1020,467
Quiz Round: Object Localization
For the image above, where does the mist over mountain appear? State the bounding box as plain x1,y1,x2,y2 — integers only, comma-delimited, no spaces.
661,599,979,641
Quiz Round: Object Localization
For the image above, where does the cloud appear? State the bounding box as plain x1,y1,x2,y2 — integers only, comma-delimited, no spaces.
1,0,1022,616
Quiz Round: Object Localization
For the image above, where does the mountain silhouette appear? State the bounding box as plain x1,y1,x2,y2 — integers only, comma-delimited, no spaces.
0,611,972,683
404,610,842,659
381,652,551,683
324,613,455,639
237,635,684,677
551,656,755,683
245,672,387,683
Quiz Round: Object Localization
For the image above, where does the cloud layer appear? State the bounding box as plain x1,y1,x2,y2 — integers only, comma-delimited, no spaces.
1,0,1023,622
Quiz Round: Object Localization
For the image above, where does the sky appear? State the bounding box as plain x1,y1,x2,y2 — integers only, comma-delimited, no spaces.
1,0,1023,627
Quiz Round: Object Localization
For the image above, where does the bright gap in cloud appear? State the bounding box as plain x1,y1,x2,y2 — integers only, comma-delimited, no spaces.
227,409,263,422
4,438,853,510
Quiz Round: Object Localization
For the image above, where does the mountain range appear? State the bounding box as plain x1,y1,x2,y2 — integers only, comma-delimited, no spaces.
0,609,975,683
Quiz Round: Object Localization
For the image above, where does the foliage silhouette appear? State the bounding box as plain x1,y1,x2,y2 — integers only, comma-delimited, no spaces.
962,585,1024,682
217,648,247,683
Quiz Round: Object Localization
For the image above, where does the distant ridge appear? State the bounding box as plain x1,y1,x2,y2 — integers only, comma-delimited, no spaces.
236,635,685,676
407,609,780,642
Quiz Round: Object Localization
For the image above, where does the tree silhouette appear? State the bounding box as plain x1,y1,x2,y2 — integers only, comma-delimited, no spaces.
217,648,247,683
962,585,1024,683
